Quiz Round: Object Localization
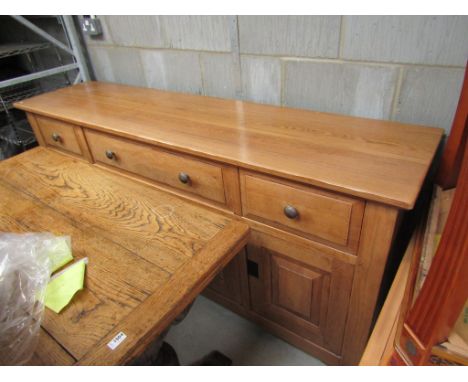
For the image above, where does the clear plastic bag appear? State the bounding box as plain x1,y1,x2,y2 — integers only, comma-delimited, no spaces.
0,233,71,365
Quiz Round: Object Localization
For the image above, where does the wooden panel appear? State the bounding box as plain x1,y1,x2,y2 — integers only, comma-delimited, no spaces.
73,125,93,162
208,250,247,306
26,112,45,146
0,152,224,273
341,202,400,365
242,216,358,267
247,230,354,355
78,221,249,365
0,177,168,360
221,165,243,215
14,82,444,209
85,129,227,205
0,147,250,365
396,141,468,365
272,256,323,322
35,114,83,156
360,227,417,365
206,287,342,365
240,171,364,251
26,329,75,366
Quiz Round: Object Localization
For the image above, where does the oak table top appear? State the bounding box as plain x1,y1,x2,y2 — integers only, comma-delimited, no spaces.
15,81,444,209
0,147,249,365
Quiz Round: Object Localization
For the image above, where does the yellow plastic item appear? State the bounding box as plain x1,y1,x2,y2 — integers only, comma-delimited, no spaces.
44,259,87,313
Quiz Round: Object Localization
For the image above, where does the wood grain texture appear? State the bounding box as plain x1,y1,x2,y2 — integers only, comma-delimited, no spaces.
35,115,83,156
340,202,400,365
208,249,246,306
240,170,364,252
359,229,417,365
25,328,75,366
78,221,249,365
73,126,94,162
204,271,344,365
26,112,46,147
242,216,358,267
397,141,468,365
14,81,443,209
0,147,249,365
12,82,442,366
0,179,165,360
204,249,251,310
221,165,243,215
85,128,228,205
247,230,354,356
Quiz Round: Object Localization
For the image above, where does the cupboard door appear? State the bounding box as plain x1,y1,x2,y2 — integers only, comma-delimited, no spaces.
247,231,355,355
208,249,248,306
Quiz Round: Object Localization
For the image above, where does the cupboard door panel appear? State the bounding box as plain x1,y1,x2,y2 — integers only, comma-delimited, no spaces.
247,231,354,355
272,255,329,324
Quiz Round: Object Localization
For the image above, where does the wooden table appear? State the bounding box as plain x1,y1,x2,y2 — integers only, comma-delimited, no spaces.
0,147,249,365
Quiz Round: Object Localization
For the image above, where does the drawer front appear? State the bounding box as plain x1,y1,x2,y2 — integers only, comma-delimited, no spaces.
36,115,83,156
85,130,227,205
240,171,364,250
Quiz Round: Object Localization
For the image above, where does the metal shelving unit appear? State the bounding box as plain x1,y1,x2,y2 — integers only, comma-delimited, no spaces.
0,15,90,160
0,83,42,110
0,119,35,147
0,42,52,59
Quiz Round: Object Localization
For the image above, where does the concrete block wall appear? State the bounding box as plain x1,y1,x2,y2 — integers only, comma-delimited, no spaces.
83,16,468,132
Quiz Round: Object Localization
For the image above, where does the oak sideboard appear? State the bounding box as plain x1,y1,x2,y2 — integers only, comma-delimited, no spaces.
15,81,443,365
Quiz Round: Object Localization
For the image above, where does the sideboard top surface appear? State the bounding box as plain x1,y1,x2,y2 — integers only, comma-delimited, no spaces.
15,81,444,209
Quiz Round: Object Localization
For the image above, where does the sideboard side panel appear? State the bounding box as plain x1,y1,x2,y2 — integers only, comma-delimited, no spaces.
341,202,400,365
26,112,46,147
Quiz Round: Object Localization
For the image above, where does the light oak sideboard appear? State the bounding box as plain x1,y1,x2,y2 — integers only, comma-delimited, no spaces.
15,82,444,365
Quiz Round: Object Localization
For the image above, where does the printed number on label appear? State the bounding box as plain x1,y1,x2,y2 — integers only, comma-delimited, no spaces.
107,331,127,350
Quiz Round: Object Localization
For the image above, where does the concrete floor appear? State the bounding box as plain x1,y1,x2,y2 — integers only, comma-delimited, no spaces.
165,296,324,366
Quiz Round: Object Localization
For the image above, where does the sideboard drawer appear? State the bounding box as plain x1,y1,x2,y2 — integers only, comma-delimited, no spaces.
36,115,83,156
240,171,364,251
85,129,228,205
